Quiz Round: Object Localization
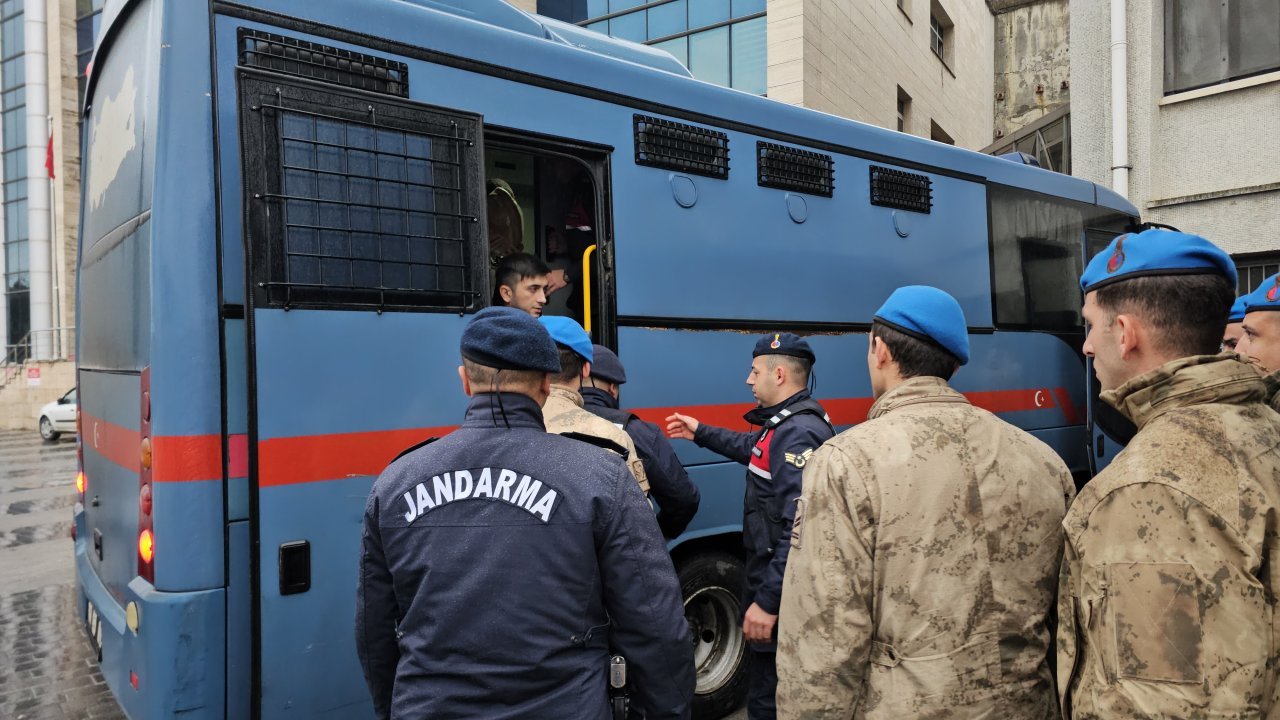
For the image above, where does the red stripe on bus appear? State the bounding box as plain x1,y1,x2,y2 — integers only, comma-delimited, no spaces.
81,412,142,473
258,426,455,487
85,387,1077,485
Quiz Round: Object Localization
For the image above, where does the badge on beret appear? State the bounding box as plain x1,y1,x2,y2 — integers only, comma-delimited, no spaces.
770,334,781,349
1106,236,1126,274
785,448,814,468
1268,276,1279,303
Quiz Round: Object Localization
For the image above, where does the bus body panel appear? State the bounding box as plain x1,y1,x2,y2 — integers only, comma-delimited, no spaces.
73,1,1143,717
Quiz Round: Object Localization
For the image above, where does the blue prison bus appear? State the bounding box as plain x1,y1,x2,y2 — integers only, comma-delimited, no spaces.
72,0,1138,717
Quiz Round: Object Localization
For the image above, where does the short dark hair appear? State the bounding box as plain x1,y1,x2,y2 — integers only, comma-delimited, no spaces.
495,252,550,292
763,354,811,386
1091,273,1235,357
552,346,585,384
462,359,545,393
871,320,960,380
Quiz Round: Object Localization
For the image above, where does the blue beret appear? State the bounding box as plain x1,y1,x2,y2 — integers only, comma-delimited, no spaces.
1228,295,1248,323
753,333,816,364
589,344,627,384
1243,273,1280,314
461,307,560,373
1080,228,1236,293
539,316,594,363
873,285,970,365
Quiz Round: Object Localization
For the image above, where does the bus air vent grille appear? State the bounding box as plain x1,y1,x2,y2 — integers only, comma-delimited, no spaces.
757,142,834,197
633,115,729,179
238,28,409,98
869,166,933,213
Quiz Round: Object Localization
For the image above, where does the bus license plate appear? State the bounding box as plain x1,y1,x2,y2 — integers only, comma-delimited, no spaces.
85,601,104,661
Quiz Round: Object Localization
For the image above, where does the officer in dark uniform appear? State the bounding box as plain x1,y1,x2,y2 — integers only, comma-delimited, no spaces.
665,333,834,720
581,345,701,539
356,307,695,720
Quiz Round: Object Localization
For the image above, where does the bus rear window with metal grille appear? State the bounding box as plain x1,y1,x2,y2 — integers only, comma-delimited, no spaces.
869,166,933,213
238,28,409,97
633,115,729,179
239,75,485,311
757,142,834,197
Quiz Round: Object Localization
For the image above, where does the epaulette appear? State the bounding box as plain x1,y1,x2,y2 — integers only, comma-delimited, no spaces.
559,431,630,460
391,436,440,463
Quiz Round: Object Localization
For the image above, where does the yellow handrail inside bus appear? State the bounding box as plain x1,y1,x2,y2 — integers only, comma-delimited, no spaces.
581,244,597,333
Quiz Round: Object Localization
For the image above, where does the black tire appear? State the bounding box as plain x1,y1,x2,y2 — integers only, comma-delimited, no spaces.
39,416,60,441
678,551,747,720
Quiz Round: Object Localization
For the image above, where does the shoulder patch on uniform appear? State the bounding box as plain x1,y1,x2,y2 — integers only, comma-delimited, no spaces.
785,448,815,468
559,431,630,460
392,436,440,463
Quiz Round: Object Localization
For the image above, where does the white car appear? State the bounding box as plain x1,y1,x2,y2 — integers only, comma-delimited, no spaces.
38,387,77,441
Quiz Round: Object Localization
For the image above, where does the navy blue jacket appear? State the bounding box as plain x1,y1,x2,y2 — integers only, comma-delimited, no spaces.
580,386,701,539
693,390,833,633
356,392,694,720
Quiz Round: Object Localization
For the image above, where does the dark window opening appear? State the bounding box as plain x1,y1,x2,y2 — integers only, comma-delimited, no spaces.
239,75,485,312
1165,0,1280,94
634,114,730,179
989,184,1130,331
484,137,613,343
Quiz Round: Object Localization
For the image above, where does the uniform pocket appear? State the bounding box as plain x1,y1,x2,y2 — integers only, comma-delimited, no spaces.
1107,562,1202,684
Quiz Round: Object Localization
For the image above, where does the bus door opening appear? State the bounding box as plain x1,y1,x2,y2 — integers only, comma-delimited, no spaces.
484,137,614,345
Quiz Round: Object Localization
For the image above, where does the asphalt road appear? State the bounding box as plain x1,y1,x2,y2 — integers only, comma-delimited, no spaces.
0,430,125,720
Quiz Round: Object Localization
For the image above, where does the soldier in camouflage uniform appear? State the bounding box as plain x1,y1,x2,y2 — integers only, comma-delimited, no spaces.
540,316,650,493
1238,271,1280,413
775,286,1072,720
1057,229,1280,718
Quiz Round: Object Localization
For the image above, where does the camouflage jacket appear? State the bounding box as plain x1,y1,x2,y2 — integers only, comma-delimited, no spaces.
776,376,1073,719
1057,354,1280,719
543,386,649,494
1266,369,1280,414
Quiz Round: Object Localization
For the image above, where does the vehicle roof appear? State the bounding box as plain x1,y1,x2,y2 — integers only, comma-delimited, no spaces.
87,0,1138,217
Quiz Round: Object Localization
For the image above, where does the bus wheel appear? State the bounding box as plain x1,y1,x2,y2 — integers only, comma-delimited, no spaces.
679,551,747,719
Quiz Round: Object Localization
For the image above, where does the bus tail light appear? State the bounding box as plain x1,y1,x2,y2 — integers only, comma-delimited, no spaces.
129,671,139,691
76,470,85,496
137,367,154,583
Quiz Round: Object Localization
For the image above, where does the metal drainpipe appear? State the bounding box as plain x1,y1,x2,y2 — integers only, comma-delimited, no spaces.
1110,0,1130,199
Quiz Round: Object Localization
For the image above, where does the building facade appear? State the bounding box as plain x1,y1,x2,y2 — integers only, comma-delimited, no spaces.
0,0,84,364
521,0,995,150
1071,0,1280,288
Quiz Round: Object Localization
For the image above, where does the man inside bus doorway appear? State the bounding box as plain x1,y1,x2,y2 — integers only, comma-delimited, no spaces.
493,252,558,318
666,334,834,720
356,307,694,719
774,286,1073,718
1057,229,1280,718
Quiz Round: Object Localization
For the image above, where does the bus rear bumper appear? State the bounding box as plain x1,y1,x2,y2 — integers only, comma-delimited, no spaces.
75,540,227,720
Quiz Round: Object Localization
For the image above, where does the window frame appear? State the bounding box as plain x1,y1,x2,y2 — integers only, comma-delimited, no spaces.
1164,0,1280,95
238,71,488,313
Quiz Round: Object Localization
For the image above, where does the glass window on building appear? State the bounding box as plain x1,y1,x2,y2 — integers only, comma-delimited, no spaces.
77,0,106,109
538,0,768,95
1236,253,1280,295
1165,0,1280,94
983,108,1071,175
1,0,28,352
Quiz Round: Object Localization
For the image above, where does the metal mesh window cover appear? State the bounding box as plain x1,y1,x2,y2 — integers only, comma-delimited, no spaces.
240,76,485,311
238,28,409,97
633,115,729,179
869,166,933,214
757,142,834,197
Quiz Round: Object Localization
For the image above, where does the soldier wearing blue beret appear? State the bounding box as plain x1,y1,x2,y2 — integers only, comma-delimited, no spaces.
581,345,702,539
776,286,1073,717
666,332,834,720
1057,228,1280,718
356,306,695,719
1223,295,1247,351
1238,272,1280,412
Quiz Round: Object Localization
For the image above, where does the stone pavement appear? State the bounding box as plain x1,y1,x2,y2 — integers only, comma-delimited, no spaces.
0,430,125,720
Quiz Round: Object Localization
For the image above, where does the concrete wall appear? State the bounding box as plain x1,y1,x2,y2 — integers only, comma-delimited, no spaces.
768,0,995,150
1071,0,1280,255
0,359,76,431
991,0,1068,141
